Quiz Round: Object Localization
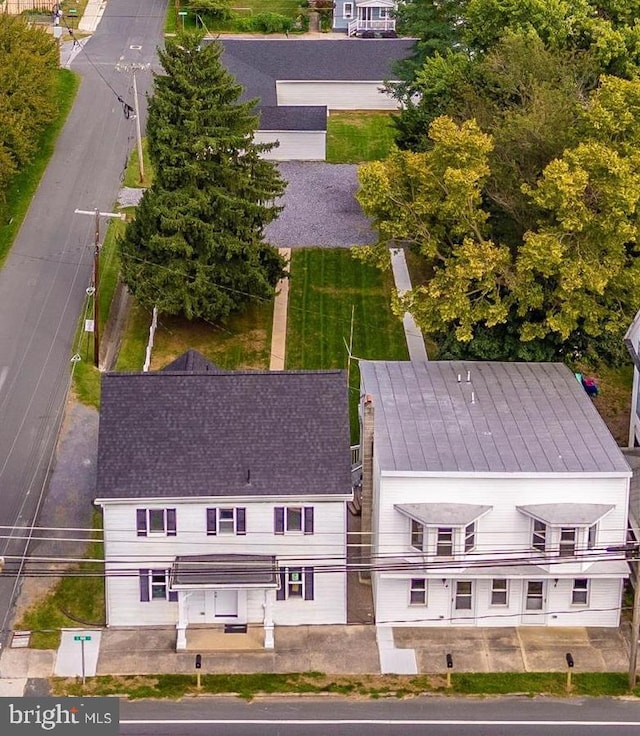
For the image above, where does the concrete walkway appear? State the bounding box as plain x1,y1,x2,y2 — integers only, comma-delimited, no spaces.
390,248,428,361
269,248,291,370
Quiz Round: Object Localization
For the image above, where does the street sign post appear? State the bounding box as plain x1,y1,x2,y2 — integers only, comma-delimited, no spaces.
74,635,92,684
178,10,187,29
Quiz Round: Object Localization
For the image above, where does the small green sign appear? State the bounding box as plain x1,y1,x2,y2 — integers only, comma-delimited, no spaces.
178,10,187,15
74,635,92,641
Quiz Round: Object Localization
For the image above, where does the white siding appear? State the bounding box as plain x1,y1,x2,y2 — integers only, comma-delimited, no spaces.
254,131,326,161
372,473,629,627
276,81,399,111
101,498,347,627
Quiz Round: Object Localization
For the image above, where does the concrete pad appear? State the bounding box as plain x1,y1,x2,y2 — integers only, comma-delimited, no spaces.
0,649,55,679
186,626,264,651
376,626,417,674
55,630,101,677
0,678,27,696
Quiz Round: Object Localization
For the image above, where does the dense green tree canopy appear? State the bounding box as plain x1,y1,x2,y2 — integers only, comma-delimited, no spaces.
119,35,286,322
0,15,58,202
368,2,640,360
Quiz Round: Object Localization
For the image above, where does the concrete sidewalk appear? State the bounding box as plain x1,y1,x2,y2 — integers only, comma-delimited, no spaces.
0,623,632,682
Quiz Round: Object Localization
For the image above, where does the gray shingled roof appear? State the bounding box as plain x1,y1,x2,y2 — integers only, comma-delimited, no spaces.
217,39,414,105
162,349,226,374
96,366,351,499
259,106,327,132
360,361,631,475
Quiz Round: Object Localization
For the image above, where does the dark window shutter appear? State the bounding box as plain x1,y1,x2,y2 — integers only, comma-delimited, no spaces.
168,589,178,602
304,507,314,535
276,570,286,600
206,508,217,535
136,509,147,537
166,508,177,536
236,508,246,535
274,507,285,535
304,567,314,601
139,569,150,602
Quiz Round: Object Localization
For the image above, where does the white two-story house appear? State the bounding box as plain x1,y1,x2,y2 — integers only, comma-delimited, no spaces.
359,360,631,628
94,351,352,650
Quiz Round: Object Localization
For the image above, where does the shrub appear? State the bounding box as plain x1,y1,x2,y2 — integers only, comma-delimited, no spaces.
235,12,294,33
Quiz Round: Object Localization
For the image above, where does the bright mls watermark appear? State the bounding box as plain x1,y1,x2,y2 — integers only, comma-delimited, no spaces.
1,698,118,734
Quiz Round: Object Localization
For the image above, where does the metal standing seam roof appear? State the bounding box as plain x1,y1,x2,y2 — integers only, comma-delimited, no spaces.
96,357,351,500
359,360,631,475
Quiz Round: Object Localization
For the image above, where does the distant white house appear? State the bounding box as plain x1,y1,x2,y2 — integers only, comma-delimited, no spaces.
359,360,631,629
333,0,397,37
214,38,414,160
94,351,352,650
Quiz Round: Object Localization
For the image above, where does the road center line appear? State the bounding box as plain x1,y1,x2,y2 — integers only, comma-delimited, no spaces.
120,719,640,727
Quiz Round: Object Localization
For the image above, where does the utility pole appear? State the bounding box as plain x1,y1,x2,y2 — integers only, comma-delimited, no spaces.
74,209,126,369
132,72,145,184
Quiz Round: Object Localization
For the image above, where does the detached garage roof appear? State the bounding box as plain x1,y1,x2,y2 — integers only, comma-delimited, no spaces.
218,38,414,104
259,106,327,132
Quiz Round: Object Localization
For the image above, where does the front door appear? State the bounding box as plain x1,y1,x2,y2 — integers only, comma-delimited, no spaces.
522,580,546,625
451,580,475,623
214,589,238,618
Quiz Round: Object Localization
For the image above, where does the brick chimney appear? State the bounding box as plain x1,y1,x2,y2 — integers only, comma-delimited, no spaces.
360,394,374,580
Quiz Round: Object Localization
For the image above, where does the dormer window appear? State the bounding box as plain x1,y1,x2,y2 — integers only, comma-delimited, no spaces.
532,520,546,552
559,527,577,557
410,519,424,551
396,503,491,559
436,527,454,557
518,504,613,557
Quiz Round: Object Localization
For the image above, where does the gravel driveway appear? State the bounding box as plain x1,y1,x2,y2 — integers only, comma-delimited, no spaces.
265,162,376,247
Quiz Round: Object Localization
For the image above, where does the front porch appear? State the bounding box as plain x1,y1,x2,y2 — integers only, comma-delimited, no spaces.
170,553,279,651
347,1,396,36
184,624,266,651
348,18,396,36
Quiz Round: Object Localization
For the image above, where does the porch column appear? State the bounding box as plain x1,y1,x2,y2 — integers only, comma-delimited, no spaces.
176,591,188,651
263,589,275,649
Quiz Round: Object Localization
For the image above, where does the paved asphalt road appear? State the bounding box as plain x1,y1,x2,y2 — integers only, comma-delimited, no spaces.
0,0,165,643
118,697,640,735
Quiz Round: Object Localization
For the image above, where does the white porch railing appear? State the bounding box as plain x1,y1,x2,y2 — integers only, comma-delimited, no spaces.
348,18,396,36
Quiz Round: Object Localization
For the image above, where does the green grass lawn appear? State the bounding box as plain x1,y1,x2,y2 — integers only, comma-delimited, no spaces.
15,510,105,650
167,0,303,34
72,213,129,408
286,248,408,440
327,111,397,164
0,69,79,268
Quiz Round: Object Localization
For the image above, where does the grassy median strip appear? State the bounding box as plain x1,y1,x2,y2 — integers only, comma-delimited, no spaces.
0,69,79,268
51,671,640,699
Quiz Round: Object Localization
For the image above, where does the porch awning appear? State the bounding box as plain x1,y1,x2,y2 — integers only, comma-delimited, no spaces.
517,504,613,526
395,503,492,526
170,554,279,589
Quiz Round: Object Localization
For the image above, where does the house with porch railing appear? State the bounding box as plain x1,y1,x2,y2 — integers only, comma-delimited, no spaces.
333,0,397,36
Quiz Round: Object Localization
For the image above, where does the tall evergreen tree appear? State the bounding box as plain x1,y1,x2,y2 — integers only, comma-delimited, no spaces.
119,34,286,322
